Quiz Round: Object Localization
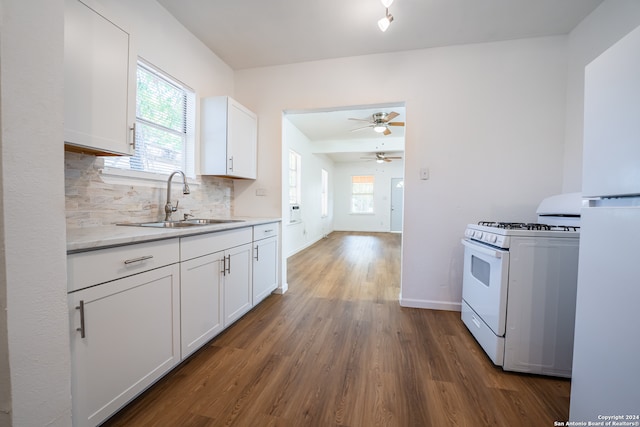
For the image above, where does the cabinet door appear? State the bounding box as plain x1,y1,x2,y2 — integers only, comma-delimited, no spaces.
69,264,180,427
64,0,135,156
201,97,257,179
227,99,257,179
223,243,253,327
253,236,278,305
180,253,223,359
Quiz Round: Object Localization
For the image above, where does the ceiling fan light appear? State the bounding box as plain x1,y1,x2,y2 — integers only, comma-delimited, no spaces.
373,124,387,133
377,14,393,32
380,0,394,7
376,159,385,164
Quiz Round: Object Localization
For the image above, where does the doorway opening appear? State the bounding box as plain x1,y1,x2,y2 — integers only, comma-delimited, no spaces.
281,102,406,260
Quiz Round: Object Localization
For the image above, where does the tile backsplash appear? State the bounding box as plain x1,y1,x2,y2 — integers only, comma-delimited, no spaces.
65,151,233,229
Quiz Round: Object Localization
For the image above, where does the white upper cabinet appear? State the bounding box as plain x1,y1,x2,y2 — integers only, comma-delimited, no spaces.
64,0,136,156
201,96,257,179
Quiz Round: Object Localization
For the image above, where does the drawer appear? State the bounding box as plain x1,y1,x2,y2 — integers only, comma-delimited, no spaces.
253,222,279,241
180,227,253,261
68,239,179,292
461,300,504,366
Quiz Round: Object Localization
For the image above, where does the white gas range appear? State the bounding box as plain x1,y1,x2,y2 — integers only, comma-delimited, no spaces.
461,193,581,378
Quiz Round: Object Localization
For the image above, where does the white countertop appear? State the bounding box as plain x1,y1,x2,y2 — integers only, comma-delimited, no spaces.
67,217,281,253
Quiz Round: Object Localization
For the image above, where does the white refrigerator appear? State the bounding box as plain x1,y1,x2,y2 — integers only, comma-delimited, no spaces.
570,24,640,421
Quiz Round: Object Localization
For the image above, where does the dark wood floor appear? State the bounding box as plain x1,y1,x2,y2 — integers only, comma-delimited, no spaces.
105,231,570,426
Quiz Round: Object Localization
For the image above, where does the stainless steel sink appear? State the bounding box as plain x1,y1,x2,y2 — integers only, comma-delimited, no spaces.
116,219,245,228
185,218,245,224
117,221,203,228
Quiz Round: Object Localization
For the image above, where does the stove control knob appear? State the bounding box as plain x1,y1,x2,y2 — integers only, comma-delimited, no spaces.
488,234,497,243
475,231,483,239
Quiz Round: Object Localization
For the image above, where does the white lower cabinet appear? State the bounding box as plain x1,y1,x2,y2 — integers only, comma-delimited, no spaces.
69,264,180,427
68,224,279,426
179,228,253,357
222,242,253,327
180,252,223,359
252,223,279,305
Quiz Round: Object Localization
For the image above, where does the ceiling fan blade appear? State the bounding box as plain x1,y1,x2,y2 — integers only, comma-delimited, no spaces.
348,118,373,122
384,112,399,122
386,156,403,159
387,121,405,126
350,125,374,132
384,158,392,162
383,128,392,136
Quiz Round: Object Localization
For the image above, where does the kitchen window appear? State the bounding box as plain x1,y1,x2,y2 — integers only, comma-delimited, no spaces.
351,175,374,214
104,60,195,178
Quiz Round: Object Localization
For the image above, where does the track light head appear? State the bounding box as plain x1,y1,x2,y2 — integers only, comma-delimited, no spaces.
377,12,393,32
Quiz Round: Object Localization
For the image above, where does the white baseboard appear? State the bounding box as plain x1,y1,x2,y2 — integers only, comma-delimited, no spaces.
399,295,462,312
274,282,288,294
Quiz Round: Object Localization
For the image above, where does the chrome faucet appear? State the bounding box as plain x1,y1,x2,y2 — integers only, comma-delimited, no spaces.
165,170,190,221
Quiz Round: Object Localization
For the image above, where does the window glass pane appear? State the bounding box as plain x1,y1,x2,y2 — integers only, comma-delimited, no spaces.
137,66,186,133
351,175,374,213
321,169,328,217
289,150,301,205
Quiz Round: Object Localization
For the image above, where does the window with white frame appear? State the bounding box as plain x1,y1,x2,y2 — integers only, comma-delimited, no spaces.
321,168,328,217
289,150,301,205
351,175,374,214
104,60,195,177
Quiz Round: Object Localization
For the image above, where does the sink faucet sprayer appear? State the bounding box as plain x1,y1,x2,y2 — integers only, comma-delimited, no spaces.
165,170,190,221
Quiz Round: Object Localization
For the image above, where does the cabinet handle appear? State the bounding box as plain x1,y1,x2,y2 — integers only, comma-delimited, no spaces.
254,245,259,261
228,156,234,171
221,256,227,276
130,123,136,152
226,254,231,274
124,255,153,265
264,229,273,234
76,300,86,338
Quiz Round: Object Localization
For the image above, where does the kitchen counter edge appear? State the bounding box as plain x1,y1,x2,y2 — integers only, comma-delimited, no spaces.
67,217,281,254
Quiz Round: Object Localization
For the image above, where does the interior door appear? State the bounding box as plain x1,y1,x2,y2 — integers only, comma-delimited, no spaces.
390,178,403,232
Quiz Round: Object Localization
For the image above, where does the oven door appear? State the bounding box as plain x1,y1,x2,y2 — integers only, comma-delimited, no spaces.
461,239,509,336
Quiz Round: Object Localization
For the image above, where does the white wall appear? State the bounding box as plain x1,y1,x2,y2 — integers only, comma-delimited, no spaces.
333,161,404,232
0,0,71,425
283,119,334,257
562,0,640,192
235,36,569,310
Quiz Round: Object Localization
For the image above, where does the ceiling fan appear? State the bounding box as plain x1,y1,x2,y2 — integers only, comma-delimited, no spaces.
360,152,403,163
349,112,405,136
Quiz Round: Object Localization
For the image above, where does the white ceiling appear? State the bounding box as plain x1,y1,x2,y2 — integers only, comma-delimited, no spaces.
285,105,406,163
157,0,602,71
156,0,602,163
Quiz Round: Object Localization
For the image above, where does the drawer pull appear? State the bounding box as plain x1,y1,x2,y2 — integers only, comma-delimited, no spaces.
263,229,273,233
124,255,153,265
254,245,259,261
76,300,86,338
472,315,481,329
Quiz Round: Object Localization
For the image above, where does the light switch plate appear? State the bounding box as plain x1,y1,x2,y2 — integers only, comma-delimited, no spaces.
420,168,429,180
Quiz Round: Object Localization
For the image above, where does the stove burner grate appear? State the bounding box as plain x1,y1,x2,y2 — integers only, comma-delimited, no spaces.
478,221,579,231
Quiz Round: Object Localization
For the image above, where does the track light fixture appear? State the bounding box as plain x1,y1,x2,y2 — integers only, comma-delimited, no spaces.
377,0,394,32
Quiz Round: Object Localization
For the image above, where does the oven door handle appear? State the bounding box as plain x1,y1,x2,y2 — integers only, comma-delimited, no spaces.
461,239,504,259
